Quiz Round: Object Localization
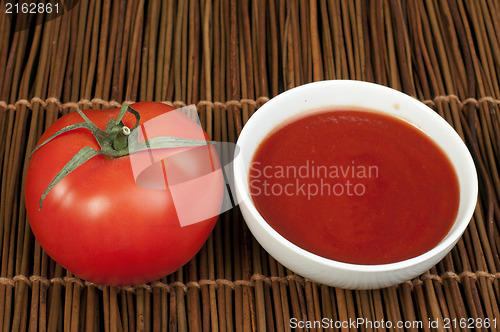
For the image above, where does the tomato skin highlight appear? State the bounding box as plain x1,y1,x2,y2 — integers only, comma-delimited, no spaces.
25,102,223,286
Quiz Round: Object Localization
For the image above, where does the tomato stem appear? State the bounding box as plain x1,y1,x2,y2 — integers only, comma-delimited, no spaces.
122,126,131,135
34,105,214,210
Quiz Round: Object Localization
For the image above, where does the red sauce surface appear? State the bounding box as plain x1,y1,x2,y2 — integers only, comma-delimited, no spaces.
249,110,460,265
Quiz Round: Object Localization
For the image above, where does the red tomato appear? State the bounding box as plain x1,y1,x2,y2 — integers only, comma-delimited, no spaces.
25,102,223,286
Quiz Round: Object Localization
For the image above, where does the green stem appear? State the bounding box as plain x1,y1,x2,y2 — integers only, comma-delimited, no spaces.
39,147,102,210
34,105,213,210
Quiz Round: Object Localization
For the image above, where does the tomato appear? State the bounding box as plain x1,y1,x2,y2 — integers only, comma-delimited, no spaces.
25,102,224,286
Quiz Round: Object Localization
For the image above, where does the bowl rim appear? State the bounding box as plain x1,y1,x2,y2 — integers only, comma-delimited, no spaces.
233,79,478,273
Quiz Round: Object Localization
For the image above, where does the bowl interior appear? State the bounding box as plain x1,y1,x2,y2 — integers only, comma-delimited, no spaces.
234,80,478,271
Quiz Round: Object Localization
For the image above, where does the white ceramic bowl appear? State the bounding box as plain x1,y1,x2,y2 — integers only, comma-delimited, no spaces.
233,80,478,289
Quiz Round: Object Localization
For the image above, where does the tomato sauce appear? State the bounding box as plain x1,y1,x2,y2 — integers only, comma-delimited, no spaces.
249,110,460,265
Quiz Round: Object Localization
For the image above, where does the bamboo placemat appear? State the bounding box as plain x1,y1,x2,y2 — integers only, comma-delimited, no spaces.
0,0,499,331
